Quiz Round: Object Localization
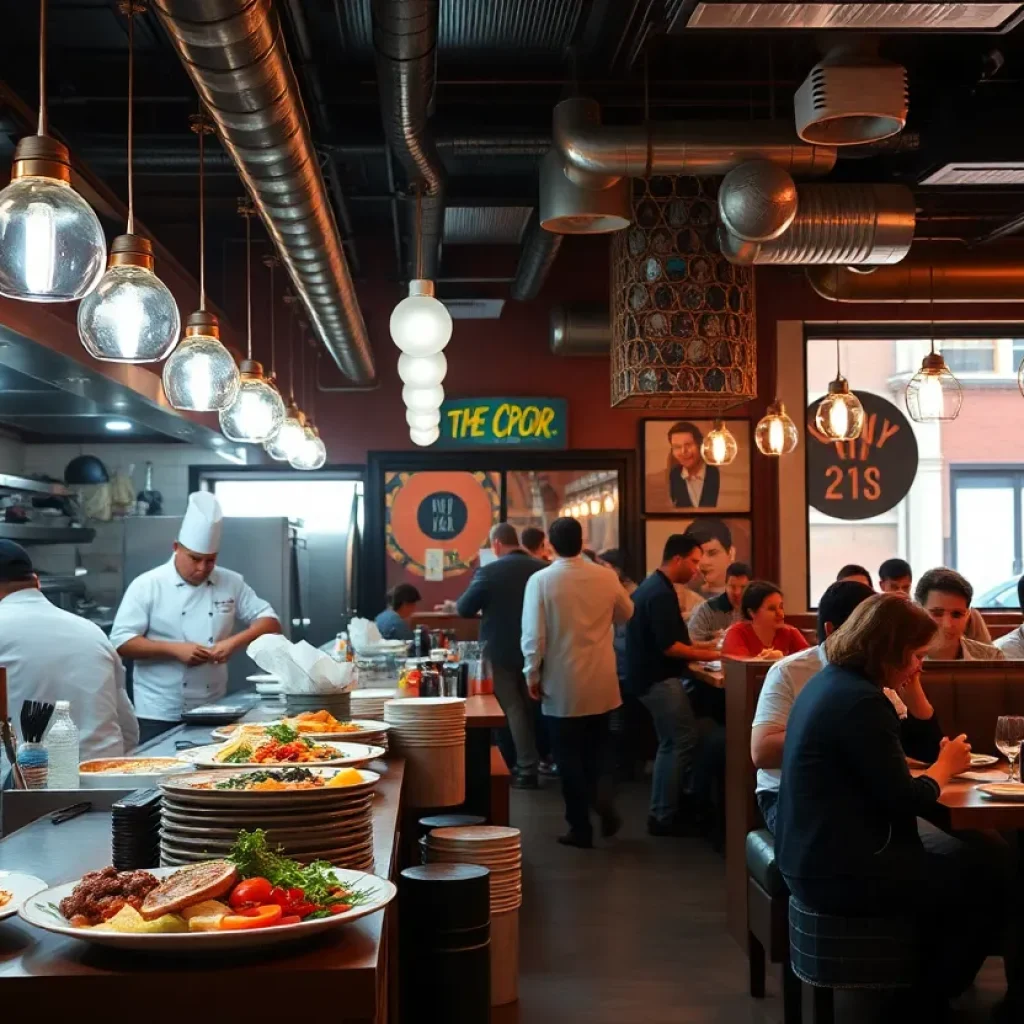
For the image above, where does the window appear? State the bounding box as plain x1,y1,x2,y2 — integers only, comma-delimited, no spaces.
806,334,1024,607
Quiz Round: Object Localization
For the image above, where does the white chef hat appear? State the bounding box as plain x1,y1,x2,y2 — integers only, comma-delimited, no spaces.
178,491,224,554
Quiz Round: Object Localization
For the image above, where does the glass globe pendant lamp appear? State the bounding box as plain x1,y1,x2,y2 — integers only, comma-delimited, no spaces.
163,113,239,410
266,402,306,461
404,383,444,414
77,3,179,361
410,424,440,447
755,400,799,456
701,419,738,466
398,351,447,389
406,408,440,432
906,349,963,423
815,339,864,441
390,278,453,357
0,1,106,301
219,201,285,443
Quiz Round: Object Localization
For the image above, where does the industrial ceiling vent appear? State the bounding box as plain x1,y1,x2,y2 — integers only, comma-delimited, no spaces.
538,149,631,235
795,45,908,146
610,177,757,411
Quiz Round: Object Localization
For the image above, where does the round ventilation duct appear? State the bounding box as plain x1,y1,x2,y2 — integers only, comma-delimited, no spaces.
795,46,908,146
718,160,798,242
539,150,631,235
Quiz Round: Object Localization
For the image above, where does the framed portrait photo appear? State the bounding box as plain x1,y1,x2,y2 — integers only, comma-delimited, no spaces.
644,516,753,600
642,418,751,515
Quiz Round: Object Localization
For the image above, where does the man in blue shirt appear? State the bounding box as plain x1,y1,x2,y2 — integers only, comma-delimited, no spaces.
374,583,421,642
625,533,719,836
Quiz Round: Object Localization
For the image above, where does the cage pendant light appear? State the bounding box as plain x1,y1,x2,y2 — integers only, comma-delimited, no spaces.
162,112,240,410
755,400,799,456
701,419,739,466
219,201,285,443
78,2,180,361
815,338,865,441
905,270,963,423
0,0,106,301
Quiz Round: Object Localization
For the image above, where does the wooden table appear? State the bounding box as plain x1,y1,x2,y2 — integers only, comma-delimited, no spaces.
0,761,404,1022
462,693,506,822
690,662,725,689
927,772,1024,831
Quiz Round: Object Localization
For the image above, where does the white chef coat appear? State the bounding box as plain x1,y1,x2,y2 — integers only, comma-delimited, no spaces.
0,589,139,760
110,558,278,721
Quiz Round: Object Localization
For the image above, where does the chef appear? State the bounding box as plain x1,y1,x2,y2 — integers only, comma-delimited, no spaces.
111,491,281,742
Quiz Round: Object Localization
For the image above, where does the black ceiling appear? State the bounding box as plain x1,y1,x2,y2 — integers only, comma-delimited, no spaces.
2,0,1024,303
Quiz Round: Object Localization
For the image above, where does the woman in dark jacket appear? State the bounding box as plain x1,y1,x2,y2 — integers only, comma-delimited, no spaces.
775,594,1009,1008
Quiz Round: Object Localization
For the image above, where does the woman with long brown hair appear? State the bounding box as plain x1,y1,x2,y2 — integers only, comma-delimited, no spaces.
775,594,1008,1010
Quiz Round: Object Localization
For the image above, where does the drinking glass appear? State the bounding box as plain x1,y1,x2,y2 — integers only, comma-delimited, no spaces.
995,716,1024,782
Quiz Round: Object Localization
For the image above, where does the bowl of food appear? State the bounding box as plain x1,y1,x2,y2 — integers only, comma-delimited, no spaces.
79,757,194,790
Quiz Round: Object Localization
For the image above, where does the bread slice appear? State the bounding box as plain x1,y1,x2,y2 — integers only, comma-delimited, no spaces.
139,861,238,921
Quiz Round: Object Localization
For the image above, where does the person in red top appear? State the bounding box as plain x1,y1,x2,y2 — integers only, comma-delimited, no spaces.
721,581,809,660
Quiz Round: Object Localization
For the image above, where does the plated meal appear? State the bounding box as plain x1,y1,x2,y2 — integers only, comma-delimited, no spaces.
20,830,396,951
0,870,49,922
0,890,11,910
180,725,384,770
212,713,390,743
78,757,194,790
194,766,367,792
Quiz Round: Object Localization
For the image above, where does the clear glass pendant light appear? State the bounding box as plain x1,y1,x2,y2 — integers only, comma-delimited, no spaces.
219,202,285,443
701,419,739,466
259,257,293,461
288,332,328,470
0,0,106,301
905,277,963,424
78,2,179,361
266,288,308,462
162,112,239,410
755,400,799,456
816,338,864,441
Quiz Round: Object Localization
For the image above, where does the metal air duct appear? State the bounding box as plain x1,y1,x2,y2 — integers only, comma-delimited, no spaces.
549,305,610,355
153,0,375,385
539,149,631,235
552,97,838,192
373,0,446,280
807,260,1024,303
717,165,915,265
511,213,564,301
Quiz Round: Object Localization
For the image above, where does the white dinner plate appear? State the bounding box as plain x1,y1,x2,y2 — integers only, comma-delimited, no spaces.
211,719,391,743
0,871,48,922
969,754,999,767
19,866,395,951
977,782,1024,801
179,741,385,770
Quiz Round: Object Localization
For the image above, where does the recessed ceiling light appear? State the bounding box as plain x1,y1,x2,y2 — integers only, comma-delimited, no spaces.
104,419,132,432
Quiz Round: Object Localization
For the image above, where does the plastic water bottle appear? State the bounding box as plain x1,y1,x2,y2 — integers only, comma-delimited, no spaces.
45,701,81,789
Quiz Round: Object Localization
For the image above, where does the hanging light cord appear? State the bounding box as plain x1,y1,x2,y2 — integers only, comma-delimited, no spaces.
268,260,276,374
38,0,48,136
415,186,423,281
245,209,253,361
929,266,936,357
198,119,206,310
298,323,307,413
126,3,135,235
835,337,842,381
287,303,296,402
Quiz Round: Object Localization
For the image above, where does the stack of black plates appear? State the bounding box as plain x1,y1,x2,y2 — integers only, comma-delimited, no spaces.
111,788,162,870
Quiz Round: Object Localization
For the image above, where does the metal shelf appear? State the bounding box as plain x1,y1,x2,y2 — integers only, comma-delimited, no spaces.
0,473,70,498
0,524,95,545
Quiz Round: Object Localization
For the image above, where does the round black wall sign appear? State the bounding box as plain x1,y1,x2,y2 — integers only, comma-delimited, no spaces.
417,491,469,540
806,390,918,520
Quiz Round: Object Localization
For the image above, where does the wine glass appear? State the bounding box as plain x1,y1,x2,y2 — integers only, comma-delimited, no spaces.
995,716,1024,782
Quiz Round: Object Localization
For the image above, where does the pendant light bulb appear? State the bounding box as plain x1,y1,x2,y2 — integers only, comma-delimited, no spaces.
77,3,179,361
398,351,447,389
403,383,445,414
390,279,452,357
266,403,306,461
406,408,440,431
164,114,239,410
0,1,106,301
755,400,799,456
701,419,738,466
906,351,963,423
410,424,440,447
816,377,864,441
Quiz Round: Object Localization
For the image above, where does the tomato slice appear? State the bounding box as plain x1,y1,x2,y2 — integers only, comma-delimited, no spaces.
278,915,302,926
228,877,274,910
328,902,352,915
219,904,284,930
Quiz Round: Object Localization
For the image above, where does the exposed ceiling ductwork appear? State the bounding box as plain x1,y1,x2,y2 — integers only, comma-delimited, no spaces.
717,162,915,265
549,305,610,356
552,97,838,192
807,258,1024,302
539,148,631,235
511,213,564,302
153,0,375,385
373,0,446,280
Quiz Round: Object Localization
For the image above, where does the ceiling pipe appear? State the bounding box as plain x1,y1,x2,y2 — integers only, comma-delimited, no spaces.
511,212,563,301
372,0,446,280
807,260,1024,302
552,97,838,191
152,0,375,385
549,305,610,355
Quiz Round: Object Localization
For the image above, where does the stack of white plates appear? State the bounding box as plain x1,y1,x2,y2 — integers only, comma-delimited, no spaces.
350,688,398,721
248,674,283,701
384,697,466,807
157,767,380,873
421,824,522,1005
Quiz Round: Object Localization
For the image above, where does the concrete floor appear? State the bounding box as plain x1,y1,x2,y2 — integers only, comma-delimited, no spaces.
491,780,1008,1024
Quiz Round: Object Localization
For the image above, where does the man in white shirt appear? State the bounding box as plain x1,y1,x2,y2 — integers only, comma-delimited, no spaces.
111,492,281,742
994,577,1024,659
0,540,138,760
751,580,943,834
522,516,633,848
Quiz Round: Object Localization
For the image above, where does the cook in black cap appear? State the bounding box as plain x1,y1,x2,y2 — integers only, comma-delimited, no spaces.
0,540,34,583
